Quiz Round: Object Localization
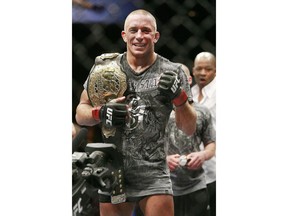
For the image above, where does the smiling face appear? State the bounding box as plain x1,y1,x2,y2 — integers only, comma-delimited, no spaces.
192,53,216,89
121,11,160,59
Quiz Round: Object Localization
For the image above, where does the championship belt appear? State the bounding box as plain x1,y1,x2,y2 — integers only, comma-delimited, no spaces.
87,53,127,138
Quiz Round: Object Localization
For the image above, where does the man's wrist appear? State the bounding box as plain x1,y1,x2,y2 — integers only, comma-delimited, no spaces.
202,151,207,161
172,89,188,107
92,106,102,121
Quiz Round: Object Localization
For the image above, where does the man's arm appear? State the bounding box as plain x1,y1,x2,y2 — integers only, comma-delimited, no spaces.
76,89,128,127
201,141,216,162
186,142,216,170
174,102,197,136
158,71,197,136
76,89,99,126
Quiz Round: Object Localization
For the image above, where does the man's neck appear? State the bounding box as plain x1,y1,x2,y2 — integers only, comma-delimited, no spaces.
198,89,204,102
126,52,157,73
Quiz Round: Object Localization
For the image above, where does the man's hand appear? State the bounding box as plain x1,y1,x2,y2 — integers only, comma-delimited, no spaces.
166,154,181,171
158,71,188,107
158,71,181,99
92,98,128,127
186,152,206,170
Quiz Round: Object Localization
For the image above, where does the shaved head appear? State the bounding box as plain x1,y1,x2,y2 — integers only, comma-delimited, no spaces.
179,63,192,86
181,64,191,78
194,52,216,67
124,9,157,31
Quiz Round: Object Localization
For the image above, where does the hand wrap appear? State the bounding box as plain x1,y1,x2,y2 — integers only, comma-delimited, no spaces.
92,102,127,127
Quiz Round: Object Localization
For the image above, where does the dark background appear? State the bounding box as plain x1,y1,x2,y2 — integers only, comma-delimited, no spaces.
72,0,216,142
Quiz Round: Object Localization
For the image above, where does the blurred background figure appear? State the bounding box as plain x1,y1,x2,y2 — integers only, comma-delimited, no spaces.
166,64,216,216
72,0,143,24
72,0,102,10
192,51,216,216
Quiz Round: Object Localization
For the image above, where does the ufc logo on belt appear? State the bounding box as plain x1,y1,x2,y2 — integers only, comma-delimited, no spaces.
171,76,180,93
105,107,113,126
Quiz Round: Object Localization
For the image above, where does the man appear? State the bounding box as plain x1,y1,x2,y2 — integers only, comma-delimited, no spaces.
75,9,197,216
192,52,216,216
166,64,216,216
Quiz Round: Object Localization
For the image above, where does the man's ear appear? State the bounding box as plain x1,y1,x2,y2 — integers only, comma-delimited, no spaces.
121,31,127,43
188,76,193,86
153,31,160,43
